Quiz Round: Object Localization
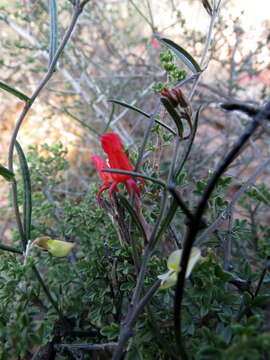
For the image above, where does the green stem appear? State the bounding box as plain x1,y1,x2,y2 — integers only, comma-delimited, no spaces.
32,265,65,320
0,242,23,254
102,169,166,188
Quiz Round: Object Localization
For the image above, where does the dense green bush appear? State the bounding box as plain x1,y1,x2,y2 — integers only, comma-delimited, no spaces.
1,141,270,359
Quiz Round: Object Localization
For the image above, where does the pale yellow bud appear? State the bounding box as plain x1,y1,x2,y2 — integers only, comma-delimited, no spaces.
32,237,75,257
158,247,201,289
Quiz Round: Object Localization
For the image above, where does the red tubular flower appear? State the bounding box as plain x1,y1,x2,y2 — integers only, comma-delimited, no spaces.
92,133,144,203
151,39,159,49
91,155,117,202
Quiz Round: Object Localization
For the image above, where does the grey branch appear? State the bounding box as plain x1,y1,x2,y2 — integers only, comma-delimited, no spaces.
54,342,117,351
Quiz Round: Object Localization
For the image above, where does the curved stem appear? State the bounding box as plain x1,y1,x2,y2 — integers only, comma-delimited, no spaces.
7,2,87,248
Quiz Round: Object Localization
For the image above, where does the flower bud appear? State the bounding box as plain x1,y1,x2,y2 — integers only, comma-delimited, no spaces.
161,88,189,109
32,237,75,257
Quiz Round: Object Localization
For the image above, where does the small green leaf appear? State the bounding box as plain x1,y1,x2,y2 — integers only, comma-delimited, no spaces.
243,291,253,306
252,295,269,307
0,164,15,181
0,81,30,102
157,37,202,73
100,323,119,340
198,346,222,358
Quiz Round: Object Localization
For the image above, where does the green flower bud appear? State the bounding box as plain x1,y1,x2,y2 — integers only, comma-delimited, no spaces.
32,237,75,257
158,247,201,289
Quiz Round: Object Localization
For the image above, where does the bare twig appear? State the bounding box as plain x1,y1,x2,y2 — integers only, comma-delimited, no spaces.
188,2,221,101
55,342,117,351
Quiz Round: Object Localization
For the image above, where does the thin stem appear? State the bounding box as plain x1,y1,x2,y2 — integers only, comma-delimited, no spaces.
8,4,84,172
80,0,91,7
0,242,23,254
102,169,166,188
126,103,161,271
8,3,86,249
188,2,221,101
55,342,117,351
12,180,27,248
145,0,155,31
104,103,115,133
167,184,194,223
64,108,101,136
156,198,178,242
135,102,161,171
6,0,88,321
113,135,181,359
112,280,161,360
32,264,65,320
130,280,161,325
254,258,270,298
174,105,202,180
224,207,233,270
129,0,155,32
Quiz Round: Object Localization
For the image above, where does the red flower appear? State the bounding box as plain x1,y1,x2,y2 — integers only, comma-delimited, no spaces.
92,133,144,203
151,39,159,49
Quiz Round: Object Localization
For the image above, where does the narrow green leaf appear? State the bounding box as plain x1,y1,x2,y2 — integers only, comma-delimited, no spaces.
102,169,166,188
118,194,148,244
104,103,115,133
0,242,23,254
0,164,15,181
49,0,58,67
157,37,201,73
64,109,101,136
0,81,30,102
15,141,32,242
108,99,177,135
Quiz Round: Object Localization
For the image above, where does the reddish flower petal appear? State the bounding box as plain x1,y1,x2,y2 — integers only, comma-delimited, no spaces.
151,39,159,49
97,184,110,204
93,133,144,203
101,133,134,182
108,182,119,203
125,178,140,197
91,155,113,185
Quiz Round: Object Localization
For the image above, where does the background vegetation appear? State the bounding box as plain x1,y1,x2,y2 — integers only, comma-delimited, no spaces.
0,0,270,359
